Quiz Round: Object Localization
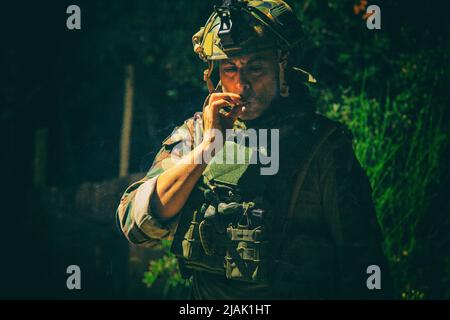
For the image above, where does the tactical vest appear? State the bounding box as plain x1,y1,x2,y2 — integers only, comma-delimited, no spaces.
170,112,339,287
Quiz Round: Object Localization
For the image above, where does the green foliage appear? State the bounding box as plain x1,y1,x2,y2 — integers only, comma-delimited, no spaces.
299,0,450,299
143,239,191,299
323,76,447,298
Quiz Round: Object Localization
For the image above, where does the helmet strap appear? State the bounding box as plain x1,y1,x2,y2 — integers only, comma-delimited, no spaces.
203,60,216,93
278,50,290,98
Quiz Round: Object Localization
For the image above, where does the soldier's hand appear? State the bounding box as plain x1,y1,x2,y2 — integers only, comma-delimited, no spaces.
203,92,245,144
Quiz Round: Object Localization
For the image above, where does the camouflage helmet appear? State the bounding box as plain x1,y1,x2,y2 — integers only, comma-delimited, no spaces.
192,0,315,93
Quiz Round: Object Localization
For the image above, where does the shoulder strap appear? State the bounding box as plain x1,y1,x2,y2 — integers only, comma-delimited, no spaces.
287,125,338,228
270,122,339,291
278,123,339,250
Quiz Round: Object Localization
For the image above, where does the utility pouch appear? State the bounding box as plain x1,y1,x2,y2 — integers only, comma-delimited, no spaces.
181,211,201,259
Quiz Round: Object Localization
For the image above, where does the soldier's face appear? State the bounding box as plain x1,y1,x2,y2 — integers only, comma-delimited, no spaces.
219,50,279,120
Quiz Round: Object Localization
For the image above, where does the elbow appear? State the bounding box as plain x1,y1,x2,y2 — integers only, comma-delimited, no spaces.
116,210,164,247
115,204,152,246
116,175,178,245
116,202,175,245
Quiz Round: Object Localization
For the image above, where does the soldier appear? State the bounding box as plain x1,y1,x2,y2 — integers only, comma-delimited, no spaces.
116,0,392,299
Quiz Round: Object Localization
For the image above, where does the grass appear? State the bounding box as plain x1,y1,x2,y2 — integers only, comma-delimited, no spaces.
322,75,447,299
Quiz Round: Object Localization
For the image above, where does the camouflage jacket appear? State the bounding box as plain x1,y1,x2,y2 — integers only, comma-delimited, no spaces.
116,97,392,299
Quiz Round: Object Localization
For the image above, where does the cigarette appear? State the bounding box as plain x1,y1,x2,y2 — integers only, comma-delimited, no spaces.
219,102,246,115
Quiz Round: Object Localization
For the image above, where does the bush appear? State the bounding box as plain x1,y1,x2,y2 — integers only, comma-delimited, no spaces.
143,239,191,299
320,67,447,299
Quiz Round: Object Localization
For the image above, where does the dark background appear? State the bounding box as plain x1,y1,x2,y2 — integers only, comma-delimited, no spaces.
1,0,449,299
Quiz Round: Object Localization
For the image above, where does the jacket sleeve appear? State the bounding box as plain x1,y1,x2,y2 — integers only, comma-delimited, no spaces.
319,129,393,299
116,117,196,246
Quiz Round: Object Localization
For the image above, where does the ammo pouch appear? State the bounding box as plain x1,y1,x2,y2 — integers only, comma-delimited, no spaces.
225,223,268,282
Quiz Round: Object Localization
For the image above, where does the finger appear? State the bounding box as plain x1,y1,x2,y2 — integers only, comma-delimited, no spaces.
210,99,232,110
227,105,244,122
226,103,243,116
205,99,232,122
211,92,241,100
209,92,242,104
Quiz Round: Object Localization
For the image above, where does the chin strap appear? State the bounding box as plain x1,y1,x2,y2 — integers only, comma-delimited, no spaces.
203,60,216,93
278,50,290,98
